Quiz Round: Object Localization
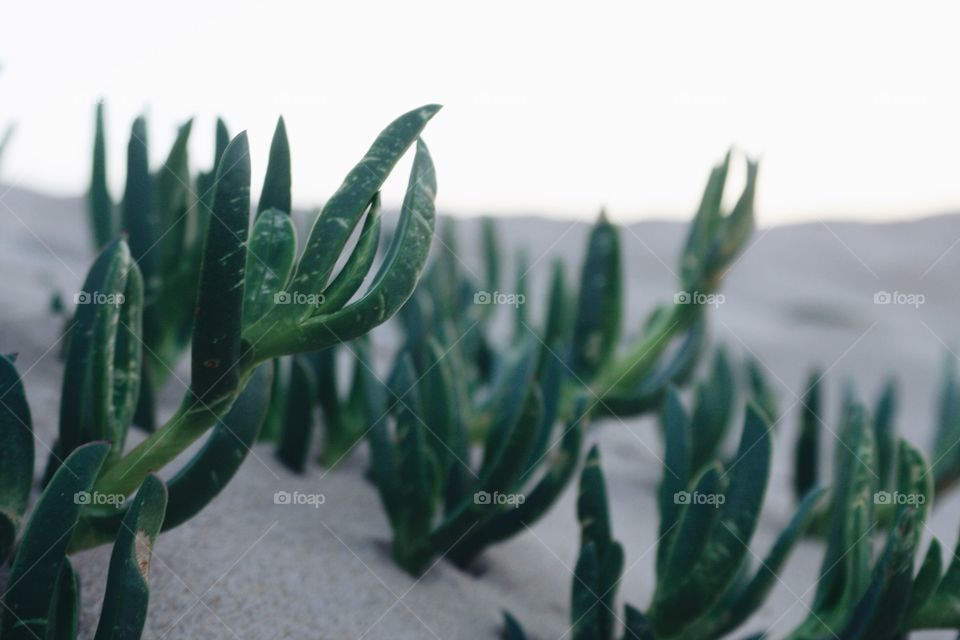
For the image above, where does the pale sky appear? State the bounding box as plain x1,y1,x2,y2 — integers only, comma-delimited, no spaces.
2,1,959,226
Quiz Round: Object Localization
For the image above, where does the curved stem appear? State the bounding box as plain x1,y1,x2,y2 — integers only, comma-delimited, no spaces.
94,369,251,498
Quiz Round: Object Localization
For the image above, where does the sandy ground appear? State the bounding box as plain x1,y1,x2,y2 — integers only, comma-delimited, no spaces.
1,184,958,639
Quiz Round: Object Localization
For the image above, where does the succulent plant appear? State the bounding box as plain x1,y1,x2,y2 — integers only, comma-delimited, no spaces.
0,355,168,640
356,154,756,575
78,104,438,507
507,378,960,639
784,400,959,638
86,103,214,431
792,361,960,537
368,335,589,575
18,104,439,559
265,337,382,471
1,104,439,639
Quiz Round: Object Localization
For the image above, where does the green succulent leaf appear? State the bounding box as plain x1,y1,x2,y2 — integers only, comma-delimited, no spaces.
191,132,250,406
94,474,168,640
1,442,110,640
571,212,622,380
243,207,297,330
689,346,735,475
502,612,529,640
257,115,291,216
255,137,437,358
572,541,602,640
904,539,942,624
58,238,143,461
0,353,33,563
794,370,822,501
622,605,656,640
874,377,897,490
652,405,772,635
47,558,80,640
287,105,440,320
318,193,382,312
275,356,317,474
656,387,690,578
153,117,194,276
89,101,114,249
838,509,920,639
711,486,827,637
122,117,157,289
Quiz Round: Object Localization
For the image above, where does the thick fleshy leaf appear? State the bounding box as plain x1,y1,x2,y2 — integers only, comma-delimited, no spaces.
58,238,142,461
0,442,110,640
713,487,827,637
745,357,778,425
874,377,897,490
839,509,920,638
570,212,622,379
122,117,157,288
89,101,114,248
191,132,250,405
254,137,437,358
794,370,822,500
275,356,317,473
94,474,168,640
689,345,735,474
904,539,942,623
287,105,440,318
502,612,529,640
622,605,655,640
652,406,772,635
154,118,194,274
0,353,33,562
243,207,297,330
572,542,601,640
47,559,79,640
318,193,382,312
449,398,587,566
656,387,690,577
257,115,291,216
598,314,707,417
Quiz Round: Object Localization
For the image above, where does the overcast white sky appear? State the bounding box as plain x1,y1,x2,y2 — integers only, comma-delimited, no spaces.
2,1,959,226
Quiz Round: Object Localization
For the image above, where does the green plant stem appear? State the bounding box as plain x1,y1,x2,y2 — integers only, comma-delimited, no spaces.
93,369,251,498
589,304,697,403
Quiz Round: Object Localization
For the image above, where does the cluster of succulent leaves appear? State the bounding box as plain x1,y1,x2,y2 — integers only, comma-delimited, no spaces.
1,105,440,637
793,357,960,533
1,354,167,639
266,337,378,472
348,155,759,576
505,359,960,639
84,102,228,431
